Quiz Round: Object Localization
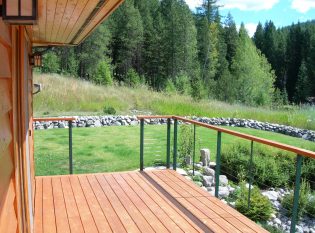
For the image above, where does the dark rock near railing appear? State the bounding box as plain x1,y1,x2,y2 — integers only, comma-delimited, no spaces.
33,115,315,142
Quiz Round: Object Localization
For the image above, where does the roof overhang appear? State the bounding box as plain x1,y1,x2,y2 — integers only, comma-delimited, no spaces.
25,0,123,47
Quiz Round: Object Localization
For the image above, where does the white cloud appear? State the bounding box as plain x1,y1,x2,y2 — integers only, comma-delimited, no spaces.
244,23,258,37
237,23,257,37
291,0,315,13
185,0,203,10
217,0,280,11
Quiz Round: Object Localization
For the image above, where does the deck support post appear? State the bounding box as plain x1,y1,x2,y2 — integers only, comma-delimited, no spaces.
173,119,178,170
215,131,222,198
69,120,73,174
166,118,171,169
290,155,303,233
140,119,144,171
248,141,254,208
193,124,196,176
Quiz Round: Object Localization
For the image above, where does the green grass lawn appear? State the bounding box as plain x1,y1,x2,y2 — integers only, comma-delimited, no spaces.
34,125,315,176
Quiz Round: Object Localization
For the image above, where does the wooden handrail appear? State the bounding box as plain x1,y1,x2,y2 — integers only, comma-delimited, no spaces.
33,117,76,122
138,115,315,159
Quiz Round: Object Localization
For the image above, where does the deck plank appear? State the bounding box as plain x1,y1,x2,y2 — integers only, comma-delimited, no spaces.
78,175,113,233
42,177,57,233
122,173,185,233
95,174,141,233
34,178,43,233
60,176,84,233
51,178,70,233
35,170,268,233
131,172,203,233
87,175,127,233
112,173,170,233
69,176,99,233
104,174,155,233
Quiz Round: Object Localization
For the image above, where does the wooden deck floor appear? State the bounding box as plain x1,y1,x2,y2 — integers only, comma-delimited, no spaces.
34,170,268,233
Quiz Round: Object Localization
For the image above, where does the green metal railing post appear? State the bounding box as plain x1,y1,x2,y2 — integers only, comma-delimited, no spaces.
173,119,178,170
248,141,254,208
166,118,171,169
193,124,196,176
69,120,73,174
290,155,303,233
140,119,144,171
215,131,222,198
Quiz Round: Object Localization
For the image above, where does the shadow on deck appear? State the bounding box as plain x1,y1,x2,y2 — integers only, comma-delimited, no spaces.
34,170,268,233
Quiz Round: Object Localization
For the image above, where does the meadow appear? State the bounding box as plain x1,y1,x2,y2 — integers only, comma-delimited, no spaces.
34,73,315,130
34,125,315,176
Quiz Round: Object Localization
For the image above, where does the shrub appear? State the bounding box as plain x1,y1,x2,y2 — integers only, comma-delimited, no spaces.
178,124,194,167
281,180,311,220
306,194,315,217
221,143,296,188
259,223,284,233
94,60,113,85
125,69,142,87
42,52,60,73
235,182,274,222
103,105,116,115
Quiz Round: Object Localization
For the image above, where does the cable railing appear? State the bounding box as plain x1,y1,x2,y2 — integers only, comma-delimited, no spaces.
33,117,75,174
137,115,315,233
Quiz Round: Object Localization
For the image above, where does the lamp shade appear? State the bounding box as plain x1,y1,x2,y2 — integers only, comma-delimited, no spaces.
2,0,37,24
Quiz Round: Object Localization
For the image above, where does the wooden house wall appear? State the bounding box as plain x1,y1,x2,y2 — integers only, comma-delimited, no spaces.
0,20,35,233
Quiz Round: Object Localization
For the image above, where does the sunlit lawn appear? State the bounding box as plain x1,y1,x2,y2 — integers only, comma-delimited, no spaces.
34,125,315,176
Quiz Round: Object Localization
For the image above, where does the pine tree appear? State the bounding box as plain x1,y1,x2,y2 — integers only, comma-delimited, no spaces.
224,13,238,68
294,61,310,102
231,24,275,106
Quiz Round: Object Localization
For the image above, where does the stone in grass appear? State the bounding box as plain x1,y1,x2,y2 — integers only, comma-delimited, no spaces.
188,170,202,176
200,149,210,166
218,186,230,198
262,190,279,201
202,176,214,187
176,168,188,176
185,156,192,165
219,175,228,186
204,167,215,176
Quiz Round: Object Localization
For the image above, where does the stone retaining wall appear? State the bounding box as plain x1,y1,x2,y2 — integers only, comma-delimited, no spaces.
33,116,315,142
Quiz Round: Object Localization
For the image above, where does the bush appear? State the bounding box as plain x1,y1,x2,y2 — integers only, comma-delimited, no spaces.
259,223,284,233
281,180,311,220
221,143,296,188
94,60,113,85
306,194,315,217
235,182,274,222
178,124,194,167
42,52,60,73
103,105,116,115
125,69,142,87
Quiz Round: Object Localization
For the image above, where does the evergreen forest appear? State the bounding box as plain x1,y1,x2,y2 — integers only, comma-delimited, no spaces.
39,0,315,106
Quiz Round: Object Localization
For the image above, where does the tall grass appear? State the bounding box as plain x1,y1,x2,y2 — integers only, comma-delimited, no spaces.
34,73,315,130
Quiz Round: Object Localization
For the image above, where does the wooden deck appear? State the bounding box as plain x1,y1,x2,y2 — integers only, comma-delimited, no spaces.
34,170,268,233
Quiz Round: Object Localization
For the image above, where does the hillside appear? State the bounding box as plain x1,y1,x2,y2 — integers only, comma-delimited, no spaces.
33,73,315,130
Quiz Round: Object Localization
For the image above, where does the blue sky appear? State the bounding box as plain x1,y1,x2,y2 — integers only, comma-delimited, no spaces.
186,0,315,36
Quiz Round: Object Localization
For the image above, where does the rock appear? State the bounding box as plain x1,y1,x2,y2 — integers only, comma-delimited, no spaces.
185,156,192,165
200,149,210,166
262,190,279,201
188,170,202,176
176,168,188,176
130,121,138,126
218,186,230,198
274,218,281,225
94,120,102,127
59,122,65,128
209,162,216,168
202,176,214,187
219,175,228,186
204,167,215,176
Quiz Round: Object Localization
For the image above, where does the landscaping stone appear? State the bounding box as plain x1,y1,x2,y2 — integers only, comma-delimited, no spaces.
176,168,188,176
33,115,315,142
202,176,214,187
219,175,228,186
204,167,215,176
200,149,210,166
